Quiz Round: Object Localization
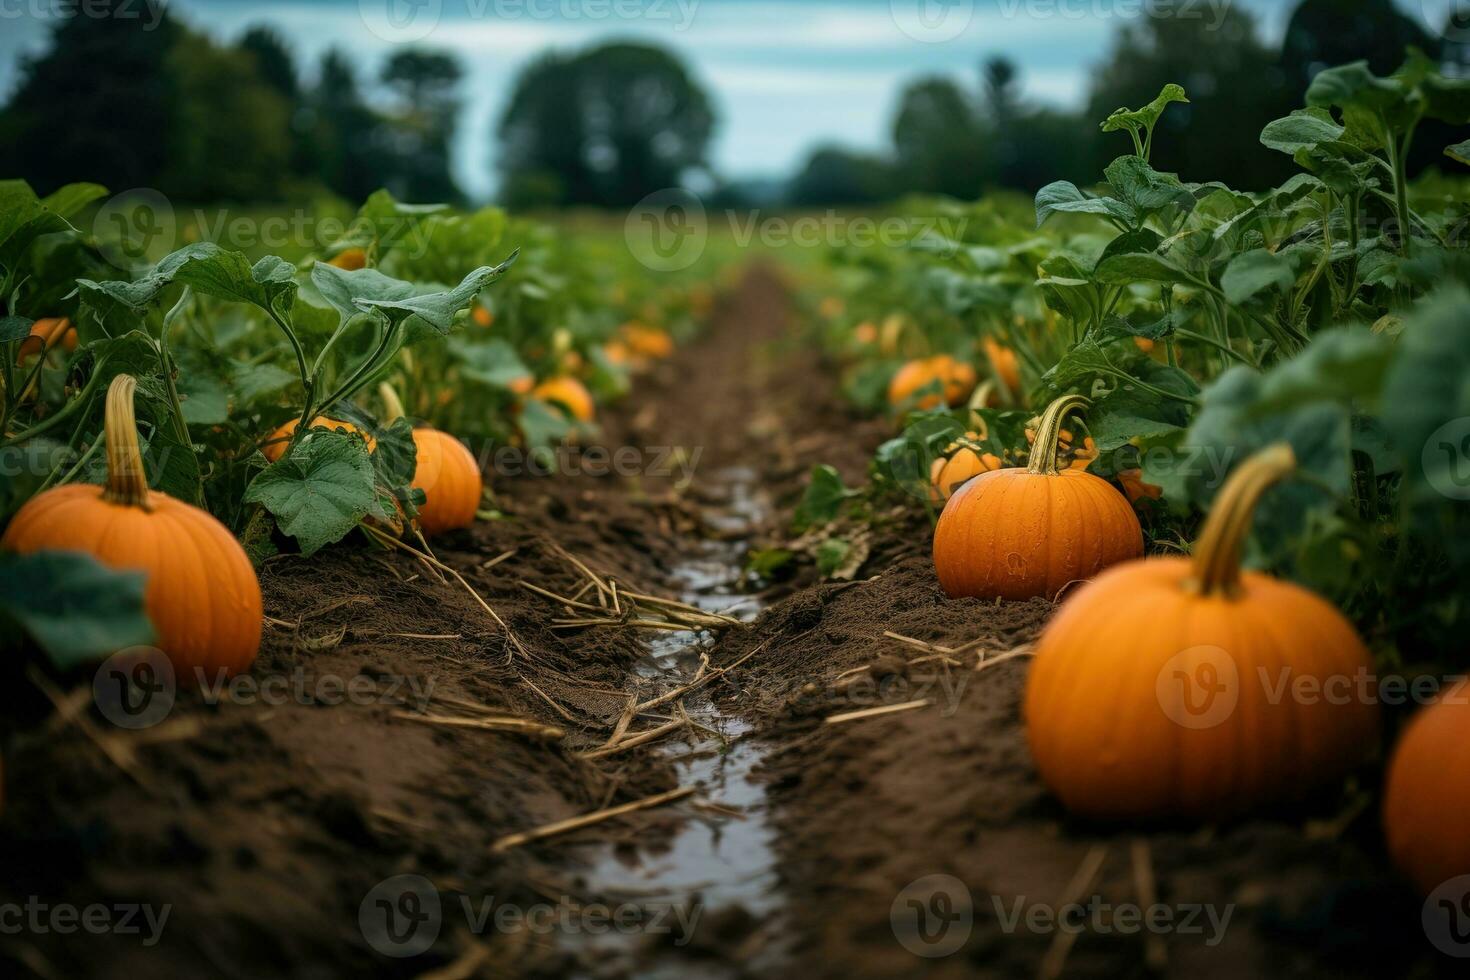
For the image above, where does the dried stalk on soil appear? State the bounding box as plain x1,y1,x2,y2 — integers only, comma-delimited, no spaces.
824,699,933,725
490,785,696,853
1039,845,1108,980
1130,839,1168,972
393,710,564,742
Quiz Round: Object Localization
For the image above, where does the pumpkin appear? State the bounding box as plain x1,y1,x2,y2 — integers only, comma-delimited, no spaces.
1,375,262,681
887,355,976,411
853,321,878,346
1384,680,1470,895
16,317,77,363
380,384,482,536
533,376,595,423
1118,467,1163,504
328,247,367,270
933,394,1141,600
928,434,1002,505
622,323,674,359
1134,337,1156,354
262,416,375,462
818,295,844,319
601,340,631,367
982,336,1022,397
472,305,494,328
1024,444,1379,820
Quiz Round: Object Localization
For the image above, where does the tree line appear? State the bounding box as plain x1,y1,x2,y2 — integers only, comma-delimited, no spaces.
0,0,1462,208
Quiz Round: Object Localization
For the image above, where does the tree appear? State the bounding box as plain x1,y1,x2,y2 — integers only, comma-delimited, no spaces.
497,43,714,207
380,49,464,202
0,0,181,194
309,49,391,202
789,146,895,206
239,25,297,99
1281,0,1439,96
891,77,986,198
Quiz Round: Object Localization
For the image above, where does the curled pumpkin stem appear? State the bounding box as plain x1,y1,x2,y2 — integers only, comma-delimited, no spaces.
1188,443,1296,598
102,374,152,510
1026,394,1090,476
378,382,407,425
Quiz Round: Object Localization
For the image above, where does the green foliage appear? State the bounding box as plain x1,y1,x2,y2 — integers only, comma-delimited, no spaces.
0,551,154,670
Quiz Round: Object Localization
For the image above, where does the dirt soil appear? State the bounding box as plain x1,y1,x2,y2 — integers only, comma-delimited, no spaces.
0,266,1448,979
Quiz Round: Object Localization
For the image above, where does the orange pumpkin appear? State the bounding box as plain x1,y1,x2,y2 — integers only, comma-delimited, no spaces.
621,323,674,359
928,435,1002,505
853,321,878,346
1024,444,1379,820
262,416,375,462
602,340,632,367
16,317,77,363
1134,337,1156,354
982,336,1022,397
533,376,595,423
1,375,262,681
1118,467,1163,504
887,355,976,411
472,305,494,328
380,384,482,536
933,395,1141,600
1384,680,1470,896
328,247,367,270
817,295,844,319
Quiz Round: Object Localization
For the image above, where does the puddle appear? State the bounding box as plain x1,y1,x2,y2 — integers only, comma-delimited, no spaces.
568,467,789,977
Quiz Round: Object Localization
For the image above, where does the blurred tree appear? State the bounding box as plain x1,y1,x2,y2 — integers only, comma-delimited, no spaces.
380,49,464,202
892,77,987,198
497,43,714,207
162,36,292,201
1083,7,1294,191
0,0,180,195
309,49,393,203
789,146,895,205
239,25,297,98
982,56,1025,188
1281,0,1439,95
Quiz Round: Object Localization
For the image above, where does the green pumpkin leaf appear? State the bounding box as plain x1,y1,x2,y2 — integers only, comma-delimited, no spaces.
793,464,857,531
0,551,154,670
243,430,377,556
1100,83,1188,137
78,243,299,314
1034,181,1136,229
451,337,532,389
1259,108,1344,155
1220,248,1299,305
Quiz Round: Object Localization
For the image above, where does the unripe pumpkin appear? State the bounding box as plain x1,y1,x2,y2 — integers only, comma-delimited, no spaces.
933,395,1141,600
1384,680,1470,896
533,376,595,423
928,436,1002,505
328,247,367,270
887,355,976,411
2,375,262,681
1024,444,1379,821
380,384,482,536
262,416,375,462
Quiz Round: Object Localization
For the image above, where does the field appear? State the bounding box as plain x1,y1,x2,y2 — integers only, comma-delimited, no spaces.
3,59,1470,979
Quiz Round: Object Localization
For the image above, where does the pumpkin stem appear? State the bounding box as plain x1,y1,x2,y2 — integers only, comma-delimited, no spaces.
378,382,406,424
1025,394,1090,476
102,374,152,510
1188,443,1296,597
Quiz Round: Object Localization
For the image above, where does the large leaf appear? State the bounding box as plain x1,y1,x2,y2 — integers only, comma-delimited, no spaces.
450,337,532,389
0,180,79,271
1102,156,1193,221
1382,286,1470,507
1220,248,1298,305
0,551,154,669
353,254,518,335
1034,182,1136,229
792,464,856,531
1259,108,1344,155
79,244,300,316
1100,83,1188,137
243,430,377,556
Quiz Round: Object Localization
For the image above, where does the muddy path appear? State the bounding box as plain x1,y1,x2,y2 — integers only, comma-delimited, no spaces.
0,266,1441,979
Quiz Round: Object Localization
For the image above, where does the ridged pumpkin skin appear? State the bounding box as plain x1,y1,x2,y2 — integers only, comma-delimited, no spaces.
2,376,262,682
1384,681,1470,895
412,428,482,535
17,317,77,362
533,376,595,422
933,467,1142,599
262,417,374,462
1024,556,1378,820
982,337,1021,396
887,355,976,410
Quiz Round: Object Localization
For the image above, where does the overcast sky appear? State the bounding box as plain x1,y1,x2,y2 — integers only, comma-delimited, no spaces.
0,0,1452,200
